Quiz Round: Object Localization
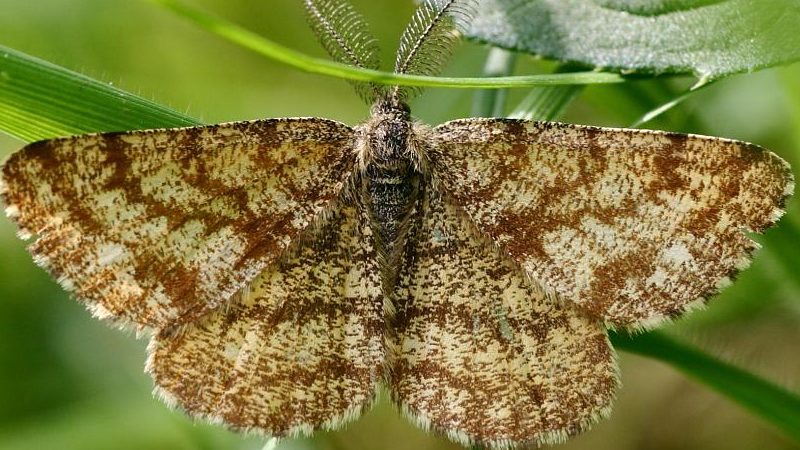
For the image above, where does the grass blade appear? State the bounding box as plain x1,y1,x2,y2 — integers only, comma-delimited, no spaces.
509,85,583,121
612,331,800,441
0,46,200,142
508,65,586,121
471,48,517,117
630,79,714,127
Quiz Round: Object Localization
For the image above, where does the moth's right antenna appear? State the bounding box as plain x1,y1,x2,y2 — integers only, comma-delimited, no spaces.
393,0,477,101
303,0,385,103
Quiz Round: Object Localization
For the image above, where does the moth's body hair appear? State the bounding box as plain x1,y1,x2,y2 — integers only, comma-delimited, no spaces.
308,0,478,282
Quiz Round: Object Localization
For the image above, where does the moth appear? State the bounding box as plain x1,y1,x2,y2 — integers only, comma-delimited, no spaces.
0,0,793,448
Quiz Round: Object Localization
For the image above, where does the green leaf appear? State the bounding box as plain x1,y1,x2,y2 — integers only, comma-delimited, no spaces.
471,48,517,117
148,0,625,90
611,331,800,441
0,46,200,142
465,0,800,80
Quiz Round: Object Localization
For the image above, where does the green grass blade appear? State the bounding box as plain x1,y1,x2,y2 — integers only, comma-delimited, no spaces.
507,64,587,121
0,46,798,444
630,79,714,127
471,48,517,117
0,46,200,142
148,0,624,90
509,85,583,121
612,331,800,441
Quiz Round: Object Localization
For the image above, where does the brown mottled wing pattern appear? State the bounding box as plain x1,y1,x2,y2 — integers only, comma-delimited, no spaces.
430,119,793,328
390,184,618,448
148,198,384,436
0,119,355,328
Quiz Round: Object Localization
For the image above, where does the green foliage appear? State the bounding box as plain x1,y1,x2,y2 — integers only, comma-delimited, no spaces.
465,0,800,79
0,47,200,142
611,332,800,441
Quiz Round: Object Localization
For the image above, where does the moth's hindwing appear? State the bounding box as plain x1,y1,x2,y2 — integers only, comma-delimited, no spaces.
147,198,385,436
0,119,356,328
430,119,794,329
390,183,618,448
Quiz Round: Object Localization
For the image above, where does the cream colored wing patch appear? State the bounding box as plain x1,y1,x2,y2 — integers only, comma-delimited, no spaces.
430,119,793,329
390,184,617,449
147,198,384,436
0,119,355,328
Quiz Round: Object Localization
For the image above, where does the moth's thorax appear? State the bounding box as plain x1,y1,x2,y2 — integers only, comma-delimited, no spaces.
358,98,414,167
356,98,422,290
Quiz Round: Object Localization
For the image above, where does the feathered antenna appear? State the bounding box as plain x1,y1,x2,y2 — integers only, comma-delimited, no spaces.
303,0,385,103
392,0,477,101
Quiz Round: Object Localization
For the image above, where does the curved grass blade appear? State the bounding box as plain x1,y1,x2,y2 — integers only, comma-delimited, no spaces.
148,0,624,90
471,48,517,117
508,84,582,121
507,65,590,121
630,78,714,127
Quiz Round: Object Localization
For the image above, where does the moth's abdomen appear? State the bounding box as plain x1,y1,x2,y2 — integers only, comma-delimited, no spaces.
363,162,420,290
365,164,419,246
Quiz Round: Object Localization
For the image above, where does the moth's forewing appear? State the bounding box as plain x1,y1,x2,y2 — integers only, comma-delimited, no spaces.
148,199,385,436
390,184,617,448
429,119,793,329
0,119,356,328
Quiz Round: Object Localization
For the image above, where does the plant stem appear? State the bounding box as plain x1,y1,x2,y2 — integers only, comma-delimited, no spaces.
148,0,624,90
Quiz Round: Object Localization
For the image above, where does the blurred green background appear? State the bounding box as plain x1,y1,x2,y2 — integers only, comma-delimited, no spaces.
1,1,799,449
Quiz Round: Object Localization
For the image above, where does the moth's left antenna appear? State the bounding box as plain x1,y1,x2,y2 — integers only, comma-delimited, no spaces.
303,0,385,103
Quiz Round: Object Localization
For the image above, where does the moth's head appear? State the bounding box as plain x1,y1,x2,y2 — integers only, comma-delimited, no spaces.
370,96,411,121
